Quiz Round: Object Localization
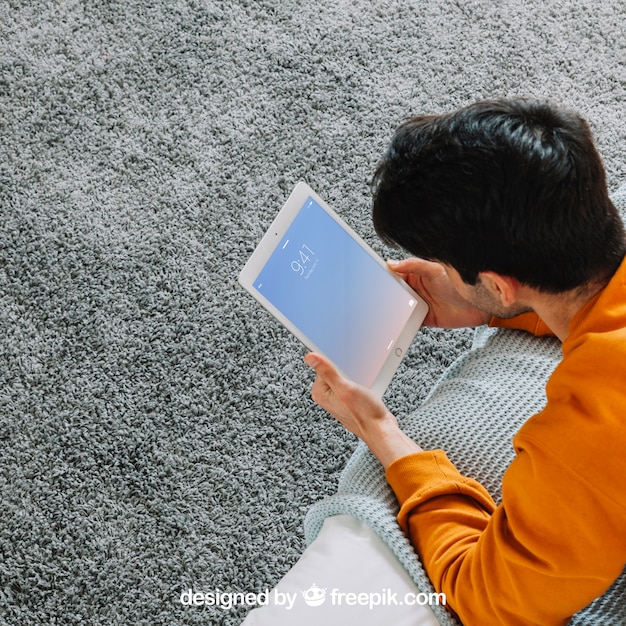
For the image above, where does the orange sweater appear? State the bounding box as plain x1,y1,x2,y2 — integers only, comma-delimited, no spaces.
386,256,626,625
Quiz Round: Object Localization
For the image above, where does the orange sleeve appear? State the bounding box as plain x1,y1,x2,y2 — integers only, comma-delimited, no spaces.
386,412,626,624
489,312,555,336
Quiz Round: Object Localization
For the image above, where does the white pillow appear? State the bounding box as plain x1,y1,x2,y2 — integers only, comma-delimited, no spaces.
240,514,442,625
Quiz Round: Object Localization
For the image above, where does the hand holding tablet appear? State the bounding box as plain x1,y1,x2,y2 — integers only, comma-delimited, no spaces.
238,182,428,396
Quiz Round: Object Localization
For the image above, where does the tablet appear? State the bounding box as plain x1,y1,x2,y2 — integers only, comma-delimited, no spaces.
238,182,428,396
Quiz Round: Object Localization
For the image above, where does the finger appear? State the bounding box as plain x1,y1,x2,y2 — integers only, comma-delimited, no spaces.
387,257,442,277
304,352,344,389
305,353,347,410
310,374,327,400
385,259,409,281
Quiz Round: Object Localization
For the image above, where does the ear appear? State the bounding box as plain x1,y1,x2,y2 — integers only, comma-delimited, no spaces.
479,271,522,306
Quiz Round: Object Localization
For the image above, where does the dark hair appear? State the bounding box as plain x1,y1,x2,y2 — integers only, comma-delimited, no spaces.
372,98,626,292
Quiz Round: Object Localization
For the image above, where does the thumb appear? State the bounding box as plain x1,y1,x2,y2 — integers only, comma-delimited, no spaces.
304,353,344,386
388,257,441,276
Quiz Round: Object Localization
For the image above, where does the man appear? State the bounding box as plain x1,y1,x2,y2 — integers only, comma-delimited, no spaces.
304,99,626,625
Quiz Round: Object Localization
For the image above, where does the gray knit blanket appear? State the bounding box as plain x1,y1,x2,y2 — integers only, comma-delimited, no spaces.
304,185,626,626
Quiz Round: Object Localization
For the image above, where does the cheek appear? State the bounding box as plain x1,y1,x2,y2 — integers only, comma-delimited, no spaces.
465,284,502,313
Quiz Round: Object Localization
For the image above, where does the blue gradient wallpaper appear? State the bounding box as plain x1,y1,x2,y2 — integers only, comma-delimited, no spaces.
253,197,417,387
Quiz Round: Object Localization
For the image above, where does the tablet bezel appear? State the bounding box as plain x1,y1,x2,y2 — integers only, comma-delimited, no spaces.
238,181,428,396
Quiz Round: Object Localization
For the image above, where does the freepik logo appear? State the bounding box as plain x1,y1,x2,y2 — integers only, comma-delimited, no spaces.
301,584,327,607
326,587,446,610
180,585,446,612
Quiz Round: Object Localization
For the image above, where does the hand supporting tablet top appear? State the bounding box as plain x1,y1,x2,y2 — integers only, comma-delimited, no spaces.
386,258,492,329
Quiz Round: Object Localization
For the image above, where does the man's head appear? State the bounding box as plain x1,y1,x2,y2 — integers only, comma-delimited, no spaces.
372,98,626,293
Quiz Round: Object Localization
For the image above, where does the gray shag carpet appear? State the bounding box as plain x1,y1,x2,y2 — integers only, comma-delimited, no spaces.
1,1,625,625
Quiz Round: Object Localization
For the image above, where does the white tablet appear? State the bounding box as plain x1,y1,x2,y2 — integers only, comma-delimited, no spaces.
238,182,428,396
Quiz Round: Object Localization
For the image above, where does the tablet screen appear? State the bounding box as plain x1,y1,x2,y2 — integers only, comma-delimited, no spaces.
251,196,419,387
